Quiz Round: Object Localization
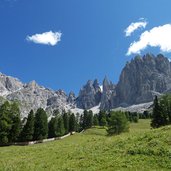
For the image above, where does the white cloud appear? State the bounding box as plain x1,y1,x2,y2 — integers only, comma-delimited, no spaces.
125,19,147,37
26,31,62,46
126,24,171,56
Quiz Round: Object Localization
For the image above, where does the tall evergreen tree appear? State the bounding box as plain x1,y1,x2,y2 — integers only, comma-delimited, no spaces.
48,117,57,138
87,110,93,128
82,110,88,129
20,110,35,141
93,114,99,126
75,113,80,131
8,102,21,142
56,116,65,137
34,108,48,140
69,113,76,132
159,94,171,124
0,101,12,144
99,110,107,126
151,96,167,128
63,112,69,134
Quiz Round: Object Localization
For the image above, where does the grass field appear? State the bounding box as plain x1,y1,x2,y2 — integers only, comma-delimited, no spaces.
0,119,171,171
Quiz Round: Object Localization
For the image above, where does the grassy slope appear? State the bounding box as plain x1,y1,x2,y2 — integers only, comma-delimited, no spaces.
0,119,171,171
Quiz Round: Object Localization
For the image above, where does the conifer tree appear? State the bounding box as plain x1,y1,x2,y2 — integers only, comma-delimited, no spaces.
151,96,167,128
8,102,21,142
34,108,48,140
87,110,93,128
56,116,65,136
0,101,11,144
98,110,107,126
82,110,88,129
93,114,99,126
63,112,69,134
107,111,129,135
20,110,35,141
69,113,76,132
48,117,57,138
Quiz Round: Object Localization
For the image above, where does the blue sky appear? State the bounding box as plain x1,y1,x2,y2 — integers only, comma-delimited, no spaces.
1,0,171,94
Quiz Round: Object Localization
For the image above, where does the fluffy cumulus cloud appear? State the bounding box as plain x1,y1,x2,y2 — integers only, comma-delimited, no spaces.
127,24,171,55
125,19,147,37
26,31,62,46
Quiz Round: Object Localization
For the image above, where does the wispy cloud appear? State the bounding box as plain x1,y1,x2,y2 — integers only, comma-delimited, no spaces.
126,24,171,56
26,31,62,46
124,18,147,37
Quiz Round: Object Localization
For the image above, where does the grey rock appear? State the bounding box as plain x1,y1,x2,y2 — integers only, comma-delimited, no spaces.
76,79,102,109
0,73,23,96
67,91,76,104
100,76,116,109
114,53,171,107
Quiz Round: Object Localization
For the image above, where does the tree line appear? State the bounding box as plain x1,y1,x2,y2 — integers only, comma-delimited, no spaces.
0,101,80,145
1,96,160,145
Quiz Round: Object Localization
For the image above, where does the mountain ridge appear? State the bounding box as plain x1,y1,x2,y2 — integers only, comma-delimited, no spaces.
0,53,170,117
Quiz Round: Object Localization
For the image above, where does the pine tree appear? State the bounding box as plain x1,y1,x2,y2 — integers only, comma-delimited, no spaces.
0,101,12,144
75,113,80,131
99,110,107,126
107,111,129,135
151,96,168,128
20,110,35,141
8,102,21,143
63,112,69,134
34,108,48,140
159,94,171,124
48,117,57,138
93,114,99,126
87,110,93,128
56,116,65,137
69,113,76,132
82,110,88,129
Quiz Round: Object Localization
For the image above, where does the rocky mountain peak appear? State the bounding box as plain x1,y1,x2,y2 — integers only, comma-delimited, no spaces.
25,80,38,89
115,53,171,107
67,91,76,104
100,77,116,109
76,79,102,109
0,73,23,96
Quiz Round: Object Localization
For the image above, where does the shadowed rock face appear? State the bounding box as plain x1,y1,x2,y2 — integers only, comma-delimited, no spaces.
76,79,102,109
115,53,171,107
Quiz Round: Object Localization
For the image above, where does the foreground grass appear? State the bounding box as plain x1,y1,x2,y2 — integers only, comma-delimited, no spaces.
0,119,171,171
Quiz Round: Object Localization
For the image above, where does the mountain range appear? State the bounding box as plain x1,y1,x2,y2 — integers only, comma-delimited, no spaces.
0,53,171,118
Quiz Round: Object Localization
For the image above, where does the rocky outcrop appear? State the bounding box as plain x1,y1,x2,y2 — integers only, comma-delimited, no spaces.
76,79,102,109
67,91,76,104
7,80,55,117
0,73,23,96
115,53,171,107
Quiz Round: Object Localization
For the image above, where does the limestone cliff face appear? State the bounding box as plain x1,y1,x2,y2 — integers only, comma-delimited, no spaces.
0,73,23,96
100,76,116,109
76,79,102,109
115,54,171,107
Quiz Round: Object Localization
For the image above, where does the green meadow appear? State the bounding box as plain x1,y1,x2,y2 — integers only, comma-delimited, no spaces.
0,119,170,171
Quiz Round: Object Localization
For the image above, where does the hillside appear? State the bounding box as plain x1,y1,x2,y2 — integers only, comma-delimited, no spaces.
0,120,170,171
